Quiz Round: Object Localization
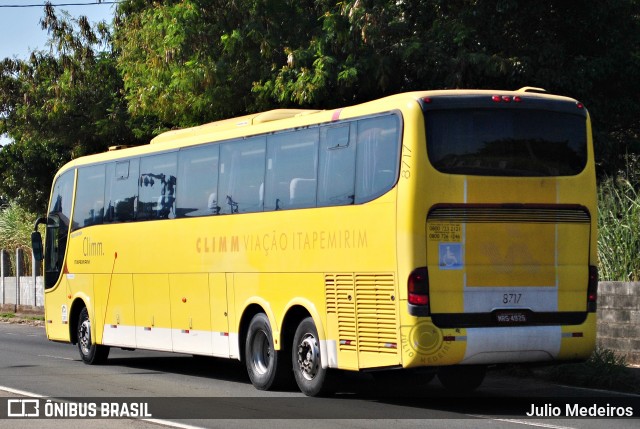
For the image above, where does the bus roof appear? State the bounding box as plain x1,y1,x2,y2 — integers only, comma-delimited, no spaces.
149,109,322,145
54,88,580,175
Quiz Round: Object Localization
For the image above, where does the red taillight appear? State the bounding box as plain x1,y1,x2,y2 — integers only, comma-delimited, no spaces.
408,267,429,306
410,293,429,306
492,95,520,103
587,265,598,312
576,102,585,109
423,97,432,104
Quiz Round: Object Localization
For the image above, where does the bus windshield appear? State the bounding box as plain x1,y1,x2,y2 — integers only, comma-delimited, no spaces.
425,109,587,177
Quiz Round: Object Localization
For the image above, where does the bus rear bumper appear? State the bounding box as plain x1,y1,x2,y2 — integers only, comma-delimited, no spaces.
400,313,596,368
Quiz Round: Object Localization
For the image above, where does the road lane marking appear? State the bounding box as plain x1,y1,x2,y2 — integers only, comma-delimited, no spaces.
38,354,74,361
0,385,43,397
143,419,206,429
468,415,576,429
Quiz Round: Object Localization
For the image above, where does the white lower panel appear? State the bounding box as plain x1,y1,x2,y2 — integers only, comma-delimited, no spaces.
102,324,136,348
135,326,172,352
229,333,240,360
102,325,231,357
211,332,231,358
173,329,213,355
462,326,561,364
321,340,338,368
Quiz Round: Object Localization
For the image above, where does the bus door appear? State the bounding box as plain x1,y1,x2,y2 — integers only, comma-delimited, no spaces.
42,170,75,341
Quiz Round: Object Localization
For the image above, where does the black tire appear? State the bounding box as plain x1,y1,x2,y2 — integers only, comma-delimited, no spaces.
77,307,110,365
245,313,290,390
437,365,486,394
292,317,333,396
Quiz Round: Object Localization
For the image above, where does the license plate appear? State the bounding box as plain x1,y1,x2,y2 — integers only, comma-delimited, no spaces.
495,311,528,324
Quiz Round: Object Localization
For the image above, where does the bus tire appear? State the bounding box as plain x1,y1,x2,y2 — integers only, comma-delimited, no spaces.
292,317,333,397
245,313,289,390
77,307,110,365
437,365,486,393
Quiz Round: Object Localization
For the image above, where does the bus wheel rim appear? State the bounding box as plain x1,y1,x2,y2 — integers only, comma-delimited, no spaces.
79,319,91,355
251,330,271,374
297,334,319,381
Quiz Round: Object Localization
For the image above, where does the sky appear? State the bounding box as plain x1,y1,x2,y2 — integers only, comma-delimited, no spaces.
0,0,116,59
0,0,117,145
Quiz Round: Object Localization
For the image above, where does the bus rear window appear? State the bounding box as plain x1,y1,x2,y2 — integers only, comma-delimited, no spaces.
425,109,587,176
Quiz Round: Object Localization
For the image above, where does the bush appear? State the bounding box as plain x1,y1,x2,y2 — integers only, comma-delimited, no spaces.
597,174,640,281
0,202,35,275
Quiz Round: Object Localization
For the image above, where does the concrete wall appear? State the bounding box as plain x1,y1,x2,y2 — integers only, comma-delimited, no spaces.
0,249,44,312
597,282,640,366
0,276,44,309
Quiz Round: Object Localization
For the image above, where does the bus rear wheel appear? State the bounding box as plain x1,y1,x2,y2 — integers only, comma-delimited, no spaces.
292,317,333,396
245,313,290,390
437,365,486,393
77,307,110,365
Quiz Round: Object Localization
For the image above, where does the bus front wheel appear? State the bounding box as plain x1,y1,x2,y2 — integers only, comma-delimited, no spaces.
77,307,110,365
245,313,290,390
292,317,333,396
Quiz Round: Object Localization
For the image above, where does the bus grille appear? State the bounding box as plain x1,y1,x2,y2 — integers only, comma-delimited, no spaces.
325,273,398,354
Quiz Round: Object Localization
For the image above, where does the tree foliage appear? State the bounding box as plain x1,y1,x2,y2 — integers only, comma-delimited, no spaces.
0,0,639,214
0,5,147,213
114,0,639,176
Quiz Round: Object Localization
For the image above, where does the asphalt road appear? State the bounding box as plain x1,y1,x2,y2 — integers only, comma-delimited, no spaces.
0,322,638,429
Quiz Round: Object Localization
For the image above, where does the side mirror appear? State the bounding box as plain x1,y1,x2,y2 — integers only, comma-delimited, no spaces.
31,231,44,261
32,216,48,262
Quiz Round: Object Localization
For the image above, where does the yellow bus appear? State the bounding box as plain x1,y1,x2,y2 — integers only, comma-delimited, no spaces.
32,88,597,396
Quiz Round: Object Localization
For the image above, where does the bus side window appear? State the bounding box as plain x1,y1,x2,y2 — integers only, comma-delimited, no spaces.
265,128,319,211
218,136,266,214
106,159,139,223
72,164,106,230
138,153,177,220
318,124,356,207
176,144,220,218
355,115,401,204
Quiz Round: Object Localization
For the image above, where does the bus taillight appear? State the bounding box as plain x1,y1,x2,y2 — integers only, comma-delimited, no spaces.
587,265,598,312
408,267,430,308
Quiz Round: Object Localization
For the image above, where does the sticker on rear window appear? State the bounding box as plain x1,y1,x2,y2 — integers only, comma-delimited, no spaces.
439,243,463,270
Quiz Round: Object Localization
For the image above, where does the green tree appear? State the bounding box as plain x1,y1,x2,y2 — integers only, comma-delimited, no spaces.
1,0,637,216
397,1,640,175
252,0,407,107
255,0,639,172
278,0,637,174
0,5,147,213
115,0,317,126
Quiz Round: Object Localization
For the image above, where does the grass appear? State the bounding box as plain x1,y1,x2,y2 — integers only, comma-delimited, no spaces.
597,156,640,281
0,312,44,322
